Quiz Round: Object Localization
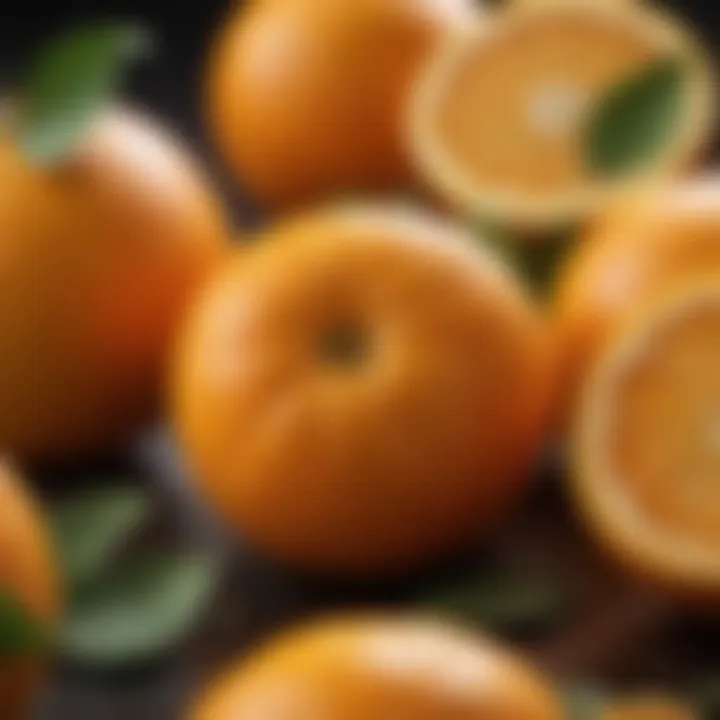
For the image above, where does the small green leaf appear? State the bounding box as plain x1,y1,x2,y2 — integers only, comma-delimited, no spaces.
419,573,570,633
19,22,151,163
53,485,152,590
584,58,686,178
61,552,219,667
0,591,49,658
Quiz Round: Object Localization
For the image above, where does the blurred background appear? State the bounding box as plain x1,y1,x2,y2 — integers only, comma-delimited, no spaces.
1,1,719,718
2,0,228,141
2,0,718,169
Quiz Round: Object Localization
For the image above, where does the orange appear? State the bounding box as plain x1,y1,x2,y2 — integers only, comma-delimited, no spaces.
573,279,720,597
0,107,228,459
0,462,61,719
173,204,552,575
206,0,474,211
603,695,698,720
553,176,720,429
191,615,563,720
409,0,713,230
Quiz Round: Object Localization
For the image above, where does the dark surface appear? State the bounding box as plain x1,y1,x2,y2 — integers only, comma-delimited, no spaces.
0,0,718,717
34,435,720,719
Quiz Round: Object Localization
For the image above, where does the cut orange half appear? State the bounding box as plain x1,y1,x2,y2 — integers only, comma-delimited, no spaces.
409,1,714,230
574,279,720,597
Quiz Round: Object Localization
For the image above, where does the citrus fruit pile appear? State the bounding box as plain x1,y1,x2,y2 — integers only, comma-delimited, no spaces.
0,0,718,716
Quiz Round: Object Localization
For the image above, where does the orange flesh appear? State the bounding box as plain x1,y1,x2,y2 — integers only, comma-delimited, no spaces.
610,302,720,547
435,10,661,197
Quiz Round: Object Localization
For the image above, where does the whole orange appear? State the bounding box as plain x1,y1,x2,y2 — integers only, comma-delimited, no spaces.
0,462,60,719
552,176,720,428
191,615,563,720
173,204,552,575
206,0,473,210
0,107,228,459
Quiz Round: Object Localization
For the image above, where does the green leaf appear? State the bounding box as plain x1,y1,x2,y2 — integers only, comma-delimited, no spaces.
474,219,577,300
419,573,571,633
53,485,152,590
584,58,686,178
0,591,49,658
19,22,151,163
60,552,220,667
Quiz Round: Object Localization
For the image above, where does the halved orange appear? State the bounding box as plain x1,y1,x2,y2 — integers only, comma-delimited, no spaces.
574,279,720,597
409,0,713,230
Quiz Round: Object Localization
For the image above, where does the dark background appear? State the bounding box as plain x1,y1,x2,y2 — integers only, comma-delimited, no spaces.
1,0,232,141
2,0,719,193
0,0,719,718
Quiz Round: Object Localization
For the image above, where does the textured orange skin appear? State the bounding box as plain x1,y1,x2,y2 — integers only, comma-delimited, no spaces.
206,0,473,210
191,616,564,720
173,206,552,575
0,462,61,720
0,108,228,460
552,177,720,429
